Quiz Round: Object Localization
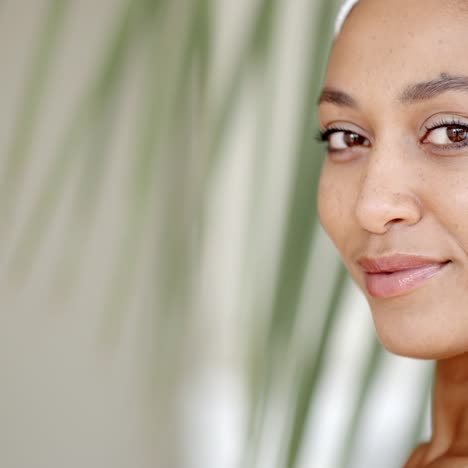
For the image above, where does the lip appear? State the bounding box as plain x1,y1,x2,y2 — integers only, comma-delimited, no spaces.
357,254,451,298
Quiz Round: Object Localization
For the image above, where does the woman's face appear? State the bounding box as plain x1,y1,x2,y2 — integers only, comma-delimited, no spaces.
318,0,468,359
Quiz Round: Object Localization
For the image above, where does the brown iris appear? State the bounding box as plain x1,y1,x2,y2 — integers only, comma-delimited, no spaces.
344,132,367,147
447,126,468,143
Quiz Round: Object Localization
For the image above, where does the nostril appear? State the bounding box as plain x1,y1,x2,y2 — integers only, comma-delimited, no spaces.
384,217,405,228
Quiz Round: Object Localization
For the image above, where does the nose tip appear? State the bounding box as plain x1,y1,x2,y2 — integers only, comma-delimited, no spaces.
354,186,423,234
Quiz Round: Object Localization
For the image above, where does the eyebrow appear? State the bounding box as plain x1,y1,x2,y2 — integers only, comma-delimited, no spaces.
317,73,468,108
399,73,468,103
317,88,358,108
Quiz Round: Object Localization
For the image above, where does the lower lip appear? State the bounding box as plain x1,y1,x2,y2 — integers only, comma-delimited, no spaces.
364,262,450,298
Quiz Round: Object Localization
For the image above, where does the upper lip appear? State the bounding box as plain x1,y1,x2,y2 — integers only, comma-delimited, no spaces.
357,254,450,274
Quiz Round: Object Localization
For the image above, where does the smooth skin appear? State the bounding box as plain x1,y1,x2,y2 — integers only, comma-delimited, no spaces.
318,0,468,466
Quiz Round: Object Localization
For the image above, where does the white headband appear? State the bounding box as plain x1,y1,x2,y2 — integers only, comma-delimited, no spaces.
334,0,360,36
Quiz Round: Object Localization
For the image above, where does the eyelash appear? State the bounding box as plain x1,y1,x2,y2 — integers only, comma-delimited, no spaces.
424,118,466,132
315,119,468,153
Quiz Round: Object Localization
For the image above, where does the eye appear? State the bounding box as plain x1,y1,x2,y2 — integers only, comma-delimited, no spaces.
318,128,370,152
422,120,468,150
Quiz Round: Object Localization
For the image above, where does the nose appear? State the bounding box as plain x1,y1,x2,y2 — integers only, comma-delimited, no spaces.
354,151,423,234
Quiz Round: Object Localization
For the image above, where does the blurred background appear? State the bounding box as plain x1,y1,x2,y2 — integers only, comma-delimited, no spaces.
1,0,434,467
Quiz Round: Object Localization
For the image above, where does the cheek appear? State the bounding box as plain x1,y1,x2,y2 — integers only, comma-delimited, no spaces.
430,172,468,248
317,165,352,247
449,180,468,239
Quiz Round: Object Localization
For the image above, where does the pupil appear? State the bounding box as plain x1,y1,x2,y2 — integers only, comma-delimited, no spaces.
344,132,362,146
447,126,467,143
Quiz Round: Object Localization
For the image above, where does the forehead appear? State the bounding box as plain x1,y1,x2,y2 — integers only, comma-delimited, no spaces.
325,0,468,99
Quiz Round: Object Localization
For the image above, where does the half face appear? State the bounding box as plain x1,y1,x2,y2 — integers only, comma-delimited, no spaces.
318,0,468,359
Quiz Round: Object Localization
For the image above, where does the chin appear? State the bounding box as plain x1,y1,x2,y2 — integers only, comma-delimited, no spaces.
375,331,443,360
370,305,468,360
